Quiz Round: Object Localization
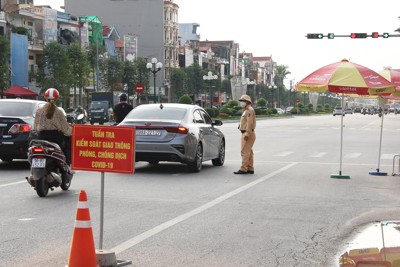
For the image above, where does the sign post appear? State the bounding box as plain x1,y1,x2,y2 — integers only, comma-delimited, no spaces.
134,82,145,105
295,98,300,114
72,125,135,265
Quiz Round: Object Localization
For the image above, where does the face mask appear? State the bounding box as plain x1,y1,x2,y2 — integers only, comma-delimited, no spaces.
240,102,247,108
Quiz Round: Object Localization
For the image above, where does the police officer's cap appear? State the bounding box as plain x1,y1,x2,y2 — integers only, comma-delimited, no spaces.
239,95,252,104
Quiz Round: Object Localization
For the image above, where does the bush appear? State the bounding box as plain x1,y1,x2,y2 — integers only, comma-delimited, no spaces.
254,108,262,115
213,108,219,117
270,108,277,114
178,94,193,104
220,107,232,116
226,100,239,108
204,107,215,118
256,98,267,108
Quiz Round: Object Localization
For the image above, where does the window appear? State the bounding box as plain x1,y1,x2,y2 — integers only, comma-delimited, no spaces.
193,110,204,124
199,110,212,124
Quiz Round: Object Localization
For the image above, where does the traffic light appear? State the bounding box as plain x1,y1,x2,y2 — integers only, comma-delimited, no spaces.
372,32,379,38
350,33,367,38
327,33,335,39
382,32,390,38
307,33,323,39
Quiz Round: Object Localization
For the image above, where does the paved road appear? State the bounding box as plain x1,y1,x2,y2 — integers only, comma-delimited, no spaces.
1,114,400,267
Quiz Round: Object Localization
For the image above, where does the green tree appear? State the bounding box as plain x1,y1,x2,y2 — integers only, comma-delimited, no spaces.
122,60,137,97
0,36,10,98
134,57,150,102
221,77,232,98
68,43,90,107
87,44,106,91
170,68,186,102
106,58,124,91
273,65,291,108
184,63,203,97
40,42,73,104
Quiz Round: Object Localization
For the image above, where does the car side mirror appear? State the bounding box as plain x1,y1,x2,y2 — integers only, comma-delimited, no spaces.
212,120,223,126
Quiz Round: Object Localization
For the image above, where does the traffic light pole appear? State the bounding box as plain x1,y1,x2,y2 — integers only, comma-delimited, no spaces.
306,33,400,39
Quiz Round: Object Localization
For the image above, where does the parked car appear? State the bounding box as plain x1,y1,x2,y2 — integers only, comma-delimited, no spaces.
353,107,362,113
345,108,353,114
0,99,47,162
119,103,225,172
275,108,285,114
333,106,344,116
286,106,294,113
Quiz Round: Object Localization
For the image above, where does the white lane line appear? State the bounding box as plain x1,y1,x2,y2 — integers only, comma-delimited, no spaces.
112,162,298,254
0,180,26,188
274,151,293,157
309,152,327,158
345,153,361,159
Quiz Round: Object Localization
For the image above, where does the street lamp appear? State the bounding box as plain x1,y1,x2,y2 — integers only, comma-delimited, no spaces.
270,85,277,108
303,91,308,105
146,58,162,103
203,71,218,108
248,79,256,103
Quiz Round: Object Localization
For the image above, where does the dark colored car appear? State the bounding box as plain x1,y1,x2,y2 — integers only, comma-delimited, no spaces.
0,99,46,162
353,107,362,113
119,103,225,172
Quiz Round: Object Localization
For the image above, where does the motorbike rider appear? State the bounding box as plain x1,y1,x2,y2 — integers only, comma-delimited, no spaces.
74,105,87,123
33,88,72,164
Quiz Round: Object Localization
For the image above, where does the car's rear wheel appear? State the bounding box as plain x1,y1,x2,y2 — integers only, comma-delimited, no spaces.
188,144,203,173
212,140,225,166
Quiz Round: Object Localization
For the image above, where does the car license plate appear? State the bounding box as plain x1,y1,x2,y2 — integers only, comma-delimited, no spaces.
136,129,162,136
31,158,46,168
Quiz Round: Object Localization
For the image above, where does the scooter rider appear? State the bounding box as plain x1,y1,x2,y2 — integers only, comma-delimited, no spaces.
33,88,72,164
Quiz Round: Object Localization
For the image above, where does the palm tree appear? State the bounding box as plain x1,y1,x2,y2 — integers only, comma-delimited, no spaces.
273,65,291,108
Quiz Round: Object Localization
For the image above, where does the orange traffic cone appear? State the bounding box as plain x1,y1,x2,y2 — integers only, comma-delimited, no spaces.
67,190,98,267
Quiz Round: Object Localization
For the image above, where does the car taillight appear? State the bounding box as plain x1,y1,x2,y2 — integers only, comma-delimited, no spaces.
164,126,188,134
32,147,44,153
8,124,31,134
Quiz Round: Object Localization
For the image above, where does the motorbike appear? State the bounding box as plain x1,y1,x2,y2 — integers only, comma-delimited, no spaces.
72,112,86,124
26,139,73,197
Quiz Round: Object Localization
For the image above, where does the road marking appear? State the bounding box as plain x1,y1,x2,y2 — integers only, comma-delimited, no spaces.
345,153,361,159
274,151,293,157
309,152,327,158
112,162,298,254
0,180,26,188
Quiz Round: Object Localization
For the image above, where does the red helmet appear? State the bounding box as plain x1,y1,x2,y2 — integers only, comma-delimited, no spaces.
44,88,60,101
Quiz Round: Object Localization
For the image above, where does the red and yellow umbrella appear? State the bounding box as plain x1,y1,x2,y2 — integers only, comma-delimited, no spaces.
297,59,395,179
297,59,395,95
378,68,400,97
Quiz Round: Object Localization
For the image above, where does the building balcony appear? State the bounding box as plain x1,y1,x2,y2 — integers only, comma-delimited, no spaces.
0,11,5,23
28,39,44,51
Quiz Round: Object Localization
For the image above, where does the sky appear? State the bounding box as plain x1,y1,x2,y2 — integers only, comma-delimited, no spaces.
35,0,400,84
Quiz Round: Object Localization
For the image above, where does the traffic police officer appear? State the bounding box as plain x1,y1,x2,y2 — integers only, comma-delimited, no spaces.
234,95,256,174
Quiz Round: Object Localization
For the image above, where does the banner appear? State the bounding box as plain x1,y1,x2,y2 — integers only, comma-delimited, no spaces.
11,33,28,87
72,125,135,174
43,7,57,44
124,35,137,62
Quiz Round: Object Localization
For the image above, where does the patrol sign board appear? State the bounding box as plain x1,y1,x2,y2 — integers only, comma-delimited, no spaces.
72,125,135,174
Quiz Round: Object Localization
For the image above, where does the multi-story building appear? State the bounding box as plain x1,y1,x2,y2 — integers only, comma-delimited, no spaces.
163,0,179,102
65,0,166,101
